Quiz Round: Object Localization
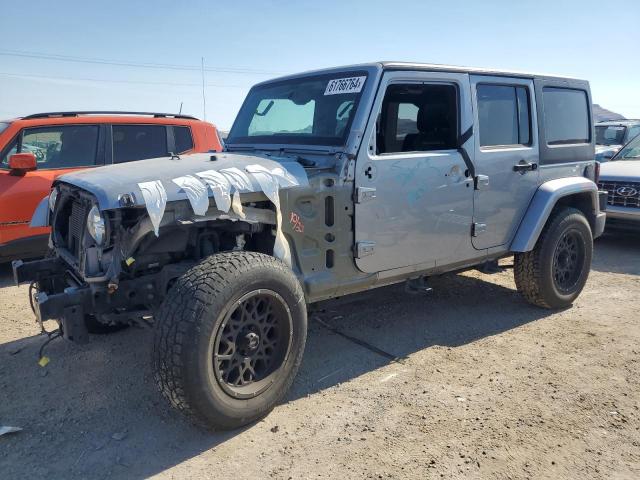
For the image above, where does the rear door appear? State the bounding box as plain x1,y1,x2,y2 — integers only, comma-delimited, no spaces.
469,76,540,249
354,71,475,273
0,124,104,245
109,124,170,164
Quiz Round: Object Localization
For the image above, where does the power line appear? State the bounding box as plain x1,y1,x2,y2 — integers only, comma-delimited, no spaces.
0,49,288,76
0,71,251,89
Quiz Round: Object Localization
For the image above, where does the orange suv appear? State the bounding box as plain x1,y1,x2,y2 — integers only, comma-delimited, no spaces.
0,111,222,262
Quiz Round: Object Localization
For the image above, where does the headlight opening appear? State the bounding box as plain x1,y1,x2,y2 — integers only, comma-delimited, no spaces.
86,205,106,246
48,188,58,212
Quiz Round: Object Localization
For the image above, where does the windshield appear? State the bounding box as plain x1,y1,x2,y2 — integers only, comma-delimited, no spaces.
227,72,368,147
613,134,640,160
0,122,10,135
596,125,626,146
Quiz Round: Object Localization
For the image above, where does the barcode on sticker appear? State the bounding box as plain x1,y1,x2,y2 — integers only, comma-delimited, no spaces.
324,76,366,95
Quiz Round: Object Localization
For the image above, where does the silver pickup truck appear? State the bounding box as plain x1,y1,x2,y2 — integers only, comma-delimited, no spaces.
14,62,606,429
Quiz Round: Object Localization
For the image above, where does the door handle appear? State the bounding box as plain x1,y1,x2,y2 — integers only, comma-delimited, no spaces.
513,161,538,173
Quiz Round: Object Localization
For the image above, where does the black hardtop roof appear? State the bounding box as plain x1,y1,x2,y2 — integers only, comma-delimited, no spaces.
255,61,586,86
379,61,584,81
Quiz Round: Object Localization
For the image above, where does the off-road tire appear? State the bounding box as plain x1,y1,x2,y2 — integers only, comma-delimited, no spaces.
153,251,307,430
514,207,593,309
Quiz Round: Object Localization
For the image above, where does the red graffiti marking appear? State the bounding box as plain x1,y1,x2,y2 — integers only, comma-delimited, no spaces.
289,212,304,233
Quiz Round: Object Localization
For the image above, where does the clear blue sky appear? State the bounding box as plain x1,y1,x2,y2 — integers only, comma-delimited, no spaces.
1,0,638,130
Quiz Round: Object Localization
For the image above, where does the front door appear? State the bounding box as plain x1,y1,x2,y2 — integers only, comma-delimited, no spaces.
469,75,540,249
354,71,475,273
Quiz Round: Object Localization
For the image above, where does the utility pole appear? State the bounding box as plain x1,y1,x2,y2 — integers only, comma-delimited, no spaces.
201,57,207,121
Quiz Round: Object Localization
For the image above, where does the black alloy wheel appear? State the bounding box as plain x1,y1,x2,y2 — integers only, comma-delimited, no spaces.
212,290,292,399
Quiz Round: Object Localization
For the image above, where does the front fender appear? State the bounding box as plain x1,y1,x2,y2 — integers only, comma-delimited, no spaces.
510,177,602,252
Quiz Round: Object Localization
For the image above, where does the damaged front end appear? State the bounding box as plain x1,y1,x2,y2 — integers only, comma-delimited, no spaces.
13,153,308,342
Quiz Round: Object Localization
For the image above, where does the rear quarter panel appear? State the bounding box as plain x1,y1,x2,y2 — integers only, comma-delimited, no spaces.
192,122,222,152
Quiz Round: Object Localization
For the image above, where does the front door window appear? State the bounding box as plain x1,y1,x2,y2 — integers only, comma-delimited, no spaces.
0,125,100,169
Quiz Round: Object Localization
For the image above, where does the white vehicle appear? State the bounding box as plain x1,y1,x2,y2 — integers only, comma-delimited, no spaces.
598,133,640,229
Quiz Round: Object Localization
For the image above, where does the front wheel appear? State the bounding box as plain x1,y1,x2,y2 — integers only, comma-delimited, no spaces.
153,251,307,430
514,207,593,309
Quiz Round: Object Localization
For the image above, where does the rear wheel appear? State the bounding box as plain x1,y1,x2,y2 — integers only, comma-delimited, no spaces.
514,207,593,309
153,251,307,430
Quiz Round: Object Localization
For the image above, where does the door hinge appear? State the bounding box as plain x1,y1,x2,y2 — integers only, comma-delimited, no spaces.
355,241,376,258
472,222,487,237
355,187,376,203
344,158,356,181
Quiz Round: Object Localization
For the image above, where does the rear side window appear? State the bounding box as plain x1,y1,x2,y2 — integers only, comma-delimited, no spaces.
174,126,194,153
1,125,100,169
477,85,531,147
112,124,168,163
542,88,589,145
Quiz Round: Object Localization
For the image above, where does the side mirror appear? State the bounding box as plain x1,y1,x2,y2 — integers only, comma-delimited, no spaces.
9,153,37,175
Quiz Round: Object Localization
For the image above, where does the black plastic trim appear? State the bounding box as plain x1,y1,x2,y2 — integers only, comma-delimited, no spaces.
23,111,198,120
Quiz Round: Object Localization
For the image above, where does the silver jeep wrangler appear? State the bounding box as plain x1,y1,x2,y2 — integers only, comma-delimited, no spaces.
14,62,606,429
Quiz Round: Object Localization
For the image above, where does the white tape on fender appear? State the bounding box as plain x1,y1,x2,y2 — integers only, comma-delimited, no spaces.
172,175,210,216
245,164,307,266
219,167,253,192
246,167,290,264
231,191,246,219
196,170,232,213
138,180,167,236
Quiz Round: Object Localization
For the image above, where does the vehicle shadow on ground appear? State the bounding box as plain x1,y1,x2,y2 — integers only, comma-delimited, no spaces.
592,231,640,275
0,272,551,479
0,262,15,288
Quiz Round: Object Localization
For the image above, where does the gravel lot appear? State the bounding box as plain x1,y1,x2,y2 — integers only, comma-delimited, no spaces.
1,233,638,479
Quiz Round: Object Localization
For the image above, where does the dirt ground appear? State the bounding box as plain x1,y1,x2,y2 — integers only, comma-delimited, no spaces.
0,233,638,479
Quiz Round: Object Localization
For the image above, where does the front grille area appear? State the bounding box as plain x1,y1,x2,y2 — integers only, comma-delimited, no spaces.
52,192,90,263
68,200,87,257
598,181,640,209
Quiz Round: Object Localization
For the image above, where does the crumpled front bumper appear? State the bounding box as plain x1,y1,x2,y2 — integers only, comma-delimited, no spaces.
13,257,92,343
13,255,183,343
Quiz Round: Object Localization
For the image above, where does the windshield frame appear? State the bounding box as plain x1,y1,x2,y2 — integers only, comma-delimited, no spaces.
611,134,640,161
226,70,370,150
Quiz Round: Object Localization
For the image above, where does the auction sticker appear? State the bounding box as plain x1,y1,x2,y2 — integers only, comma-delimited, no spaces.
324,76,366,95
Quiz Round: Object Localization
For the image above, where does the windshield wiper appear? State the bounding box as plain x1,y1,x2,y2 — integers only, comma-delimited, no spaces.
255,100,275,117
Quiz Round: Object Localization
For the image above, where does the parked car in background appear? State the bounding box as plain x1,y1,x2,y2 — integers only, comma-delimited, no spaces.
598,133,640,230
595,119,640,161
0,112,222,262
